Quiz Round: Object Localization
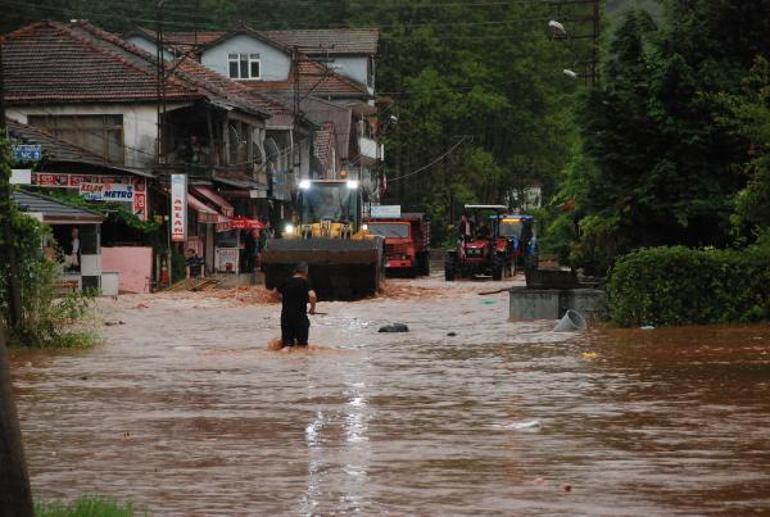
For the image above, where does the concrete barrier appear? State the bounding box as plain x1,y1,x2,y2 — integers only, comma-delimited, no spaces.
509,287,607,321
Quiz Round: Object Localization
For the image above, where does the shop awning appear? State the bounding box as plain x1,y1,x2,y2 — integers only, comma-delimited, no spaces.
187,193,219,224
193,186,235,217
229,216,265,230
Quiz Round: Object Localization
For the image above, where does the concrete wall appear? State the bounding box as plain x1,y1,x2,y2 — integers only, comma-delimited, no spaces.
125,35,176,61
202,35,291,81
102,246,153,294
7,104,162,170
328,56,369,88
509,288,608,322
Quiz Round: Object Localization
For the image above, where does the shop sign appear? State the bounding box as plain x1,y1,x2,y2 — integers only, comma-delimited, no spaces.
79,182,134,201
171,174,187,242
13,144,42,163
32,172,149,221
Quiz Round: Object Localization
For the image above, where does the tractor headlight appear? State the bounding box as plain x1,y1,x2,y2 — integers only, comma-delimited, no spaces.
284,223,295,235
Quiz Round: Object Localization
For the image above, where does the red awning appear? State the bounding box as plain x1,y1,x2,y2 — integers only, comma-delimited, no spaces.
187,193,219,224
193,186,235,217
229,216,265,230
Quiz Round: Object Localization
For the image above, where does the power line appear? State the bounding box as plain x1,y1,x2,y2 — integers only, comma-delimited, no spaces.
388,136,467,183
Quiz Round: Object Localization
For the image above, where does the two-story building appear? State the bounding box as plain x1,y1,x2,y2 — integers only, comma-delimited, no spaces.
126,24,385,200
2,20,280,275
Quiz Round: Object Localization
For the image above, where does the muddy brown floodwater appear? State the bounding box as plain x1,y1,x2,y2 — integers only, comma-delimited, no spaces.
10,272,770,515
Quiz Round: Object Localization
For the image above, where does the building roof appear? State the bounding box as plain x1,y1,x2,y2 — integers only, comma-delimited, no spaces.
3,20,270,119
263,28,379,56
3,21,199,104
132,26,379,56
6,118,153,177
242,55,369,100
12,189,104,224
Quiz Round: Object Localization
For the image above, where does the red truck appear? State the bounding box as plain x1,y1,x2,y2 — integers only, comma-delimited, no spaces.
365,212,431,277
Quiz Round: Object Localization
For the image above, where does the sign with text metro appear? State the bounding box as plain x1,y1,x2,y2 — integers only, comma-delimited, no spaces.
171,174,187,243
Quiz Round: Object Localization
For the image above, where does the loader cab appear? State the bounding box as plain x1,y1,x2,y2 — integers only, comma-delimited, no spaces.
293,179,364,237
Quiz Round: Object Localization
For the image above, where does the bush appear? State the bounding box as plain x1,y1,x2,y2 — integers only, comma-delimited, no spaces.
608,245,770,327
36,496,135,517
1,210,96,348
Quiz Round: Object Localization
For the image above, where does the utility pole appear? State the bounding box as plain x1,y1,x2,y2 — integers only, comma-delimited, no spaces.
0,38,23,331
156,0,173,287
0,39,34,517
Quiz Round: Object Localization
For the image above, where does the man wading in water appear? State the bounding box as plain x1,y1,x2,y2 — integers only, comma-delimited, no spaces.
277,262,317,348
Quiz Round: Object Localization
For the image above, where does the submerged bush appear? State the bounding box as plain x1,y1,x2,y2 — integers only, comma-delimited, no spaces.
36,496,135,517
608,245,770,327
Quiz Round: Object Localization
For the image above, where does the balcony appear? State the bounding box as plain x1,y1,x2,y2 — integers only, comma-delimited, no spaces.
358,136,384,164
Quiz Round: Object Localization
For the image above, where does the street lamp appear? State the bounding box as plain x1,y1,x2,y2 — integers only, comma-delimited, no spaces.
548,20,567,38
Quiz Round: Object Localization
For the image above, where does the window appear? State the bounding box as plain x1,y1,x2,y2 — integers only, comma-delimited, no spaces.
28,114,124,164
228,53,261,80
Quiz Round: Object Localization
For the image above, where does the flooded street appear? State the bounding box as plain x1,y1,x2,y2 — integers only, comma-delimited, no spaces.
10,273,770,515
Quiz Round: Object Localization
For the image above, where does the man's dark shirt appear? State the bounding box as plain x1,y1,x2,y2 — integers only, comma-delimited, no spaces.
186,255,204,277
279,276,311,320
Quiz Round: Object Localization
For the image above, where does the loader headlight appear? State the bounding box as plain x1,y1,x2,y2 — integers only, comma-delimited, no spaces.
299,179,311,190
362,223,368,231
346,180,359,189
284,223,295,235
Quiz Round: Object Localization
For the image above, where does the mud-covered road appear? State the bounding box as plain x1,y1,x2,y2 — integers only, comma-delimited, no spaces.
11,273,770,515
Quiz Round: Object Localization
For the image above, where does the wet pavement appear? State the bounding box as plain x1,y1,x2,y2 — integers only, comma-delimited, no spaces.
10,272,770,515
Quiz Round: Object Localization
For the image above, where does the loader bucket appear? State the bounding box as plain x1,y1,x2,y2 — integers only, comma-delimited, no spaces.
262,237,384,300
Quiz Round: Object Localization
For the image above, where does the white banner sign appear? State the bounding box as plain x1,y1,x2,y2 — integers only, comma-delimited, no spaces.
171,174,187,243
371,205,401,218
79,182,134,201
10,169,32,185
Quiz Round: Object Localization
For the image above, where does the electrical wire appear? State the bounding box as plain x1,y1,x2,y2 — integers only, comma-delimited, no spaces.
387,135,467,183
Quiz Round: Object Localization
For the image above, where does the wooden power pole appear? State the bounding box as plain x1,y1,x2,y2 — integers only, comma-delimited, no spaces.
0,37,34,517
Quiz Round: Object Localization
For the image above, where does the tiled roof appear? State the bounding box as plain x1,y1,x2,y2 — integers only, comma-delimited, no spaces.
241,56,369,100
3,20,271,120
13,189,104,223
262,28,379,56
6,118,153,177
3,21,199,104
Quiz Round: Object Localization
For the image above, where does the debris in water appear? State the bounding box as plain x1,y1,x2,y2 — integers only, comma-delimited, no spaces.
133,303,150,310
563,484,572,492
378,323,409,333
580,352,598,360
447,332,457,337
507,419,541,431
640,325,655,330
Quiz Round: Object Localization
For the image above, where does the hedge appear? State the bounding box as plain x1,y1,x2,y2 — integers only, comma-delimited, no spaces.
608,246,770,327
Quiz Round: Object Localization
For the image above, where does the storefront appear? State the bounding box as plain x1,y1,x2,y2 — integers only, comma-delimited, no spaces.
13,189,107,294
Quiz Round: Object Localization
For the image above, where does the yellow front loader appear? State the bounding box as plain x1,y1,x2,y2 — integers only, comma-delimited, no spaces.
262,179,384,300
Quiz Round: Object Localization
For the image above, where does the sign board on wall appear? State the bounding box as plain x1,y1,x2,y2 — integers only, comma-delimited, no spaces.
170,174,187,243
370,205,401,218
13,145,42,162
31,172,148,221
10,169,32,185
79,182,134,201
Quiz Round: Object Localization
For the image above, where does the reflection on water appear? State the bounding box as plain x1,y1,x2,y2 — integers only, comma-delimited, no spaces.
10,283,770,515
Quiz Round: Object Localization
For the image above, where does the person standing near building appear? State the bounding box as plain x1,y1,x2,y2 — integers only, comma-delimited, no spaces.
277,262,317,348
185,248,205,279
64,226,80,271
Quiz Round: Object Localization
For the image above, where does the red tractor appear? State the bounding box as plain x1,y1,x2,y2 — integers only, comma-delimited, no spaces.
445,205,512,281
366,212,431,277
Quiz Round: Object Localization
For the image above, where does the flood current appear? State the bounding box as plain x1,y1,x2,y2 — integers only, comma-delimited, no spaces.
10,275,770,515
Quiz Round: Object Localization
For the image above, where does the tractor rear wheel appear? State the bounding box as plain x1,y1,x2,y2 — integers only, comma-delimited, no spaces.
444,254,456,281
492,256,503,281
